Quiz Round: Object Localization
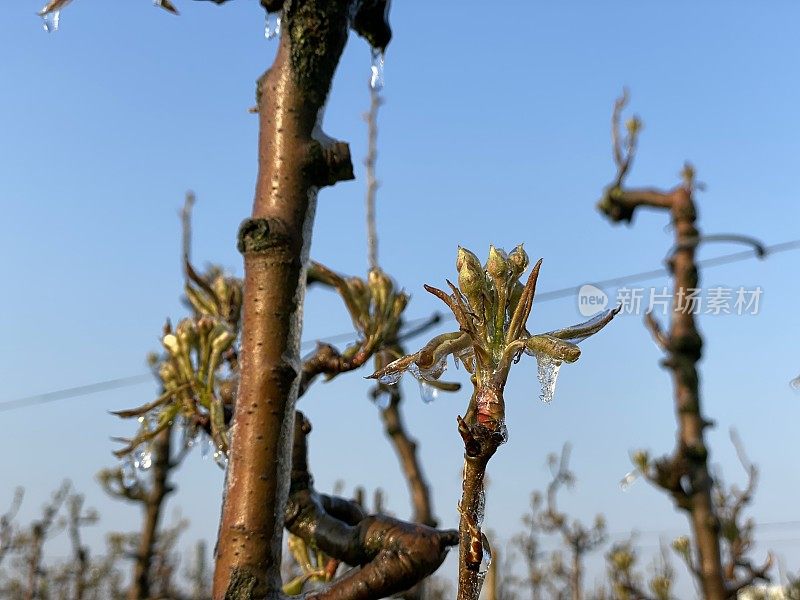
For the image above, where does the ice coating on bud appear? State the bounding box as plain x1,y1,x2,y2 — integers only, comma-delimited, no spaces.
508,244,529,278
485,245,510,282
409,355,447,382
525,334,581,363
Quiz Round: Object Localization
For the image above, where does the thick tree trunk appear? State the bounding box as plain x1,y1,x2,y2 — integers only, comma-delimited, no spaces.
212,3,355,597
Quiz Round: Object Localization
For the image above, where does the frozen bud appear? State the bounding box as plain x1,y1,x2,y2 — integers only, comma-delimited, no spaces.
158,361,177,383
392,292,409,317
347,276,368,299
210,325,236,355
162,333,181,357
175,319,198,348
525,334,581,363
212,275,228,300
671,536,690,556
508,244,529,279
196,316,215,336
632,450,649,473
625,116,642,136
456,246,486,307
456,246,482,274
368,268,393,310
610,548,634,571
485,245,510,282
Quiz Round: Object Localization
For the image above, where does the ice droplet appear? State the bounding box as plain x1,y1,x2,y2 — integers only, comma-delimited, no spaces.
200,436,212,459
478,535,493,577
372,390,391,410
134,449,152,471
120,457,138,487
377,371,402,386
534,352,562,403
41,10,61,33
369,48,384,90
264,12,281,40
619,470,638,491
419,381,439,403
213,448,228,470
409,356,447,382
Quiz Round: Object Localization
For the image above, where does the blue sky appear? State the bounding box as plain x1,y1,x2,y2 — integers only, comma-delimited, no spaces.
1,0,799,595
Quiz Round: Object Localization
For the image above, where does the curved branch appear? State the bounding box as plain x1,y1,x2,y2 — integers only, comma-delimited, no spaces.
286,412,459,599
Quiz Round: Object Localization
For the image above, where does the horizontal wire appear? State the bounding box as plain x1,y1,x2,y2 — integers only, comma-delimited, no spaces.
2,239,798,414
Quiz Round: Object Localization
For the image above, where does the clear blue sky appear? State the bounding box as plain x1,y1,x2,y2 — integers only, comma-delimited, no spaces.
1,1,799,595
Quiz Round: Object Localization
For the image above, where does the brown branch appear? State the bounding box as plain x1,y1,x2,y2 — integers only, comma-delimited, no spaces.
598,92,727,599
128,427,175,600
364,85,383,271
25,482,70,600
0,488,23,567
456,387,504,600
66,494,95,600
298,342,373,397
213,2,375,596
285,412,458,599
644,311,669,353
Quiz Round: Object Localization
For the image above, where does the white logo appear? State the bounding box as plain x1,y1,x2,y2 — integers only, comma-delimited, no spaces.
577,284,608,317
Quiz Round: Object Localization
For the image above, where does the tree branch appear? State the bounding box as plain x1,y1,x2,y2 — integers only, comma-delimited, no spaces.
285,412,458,599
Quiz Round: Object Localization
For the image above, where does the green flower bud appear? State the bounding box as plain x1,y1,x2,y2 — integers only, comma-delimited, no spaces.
632,450,649,473
175,319,198,349
485,245,510,283
456,246,486,308
162,333,181,357
671,536,690,556
508,244,529,279
368,269,393,311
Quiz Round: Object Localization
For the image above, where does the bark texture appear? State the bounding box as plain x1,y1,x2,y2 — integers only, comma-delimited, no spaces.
213,2,390,597
598,94,727,599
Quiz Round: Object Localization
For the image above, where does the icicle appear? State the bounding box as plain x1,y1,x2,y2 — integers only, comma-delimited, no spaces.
200,436,211,459
39,0,72,33
619,470,639,491
264,12,281,40
533,352,562,403
120,456,138,487
41,10,60,32
377,371,402,386
476,534,493,590
419,381,439,403
369,48,384,90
